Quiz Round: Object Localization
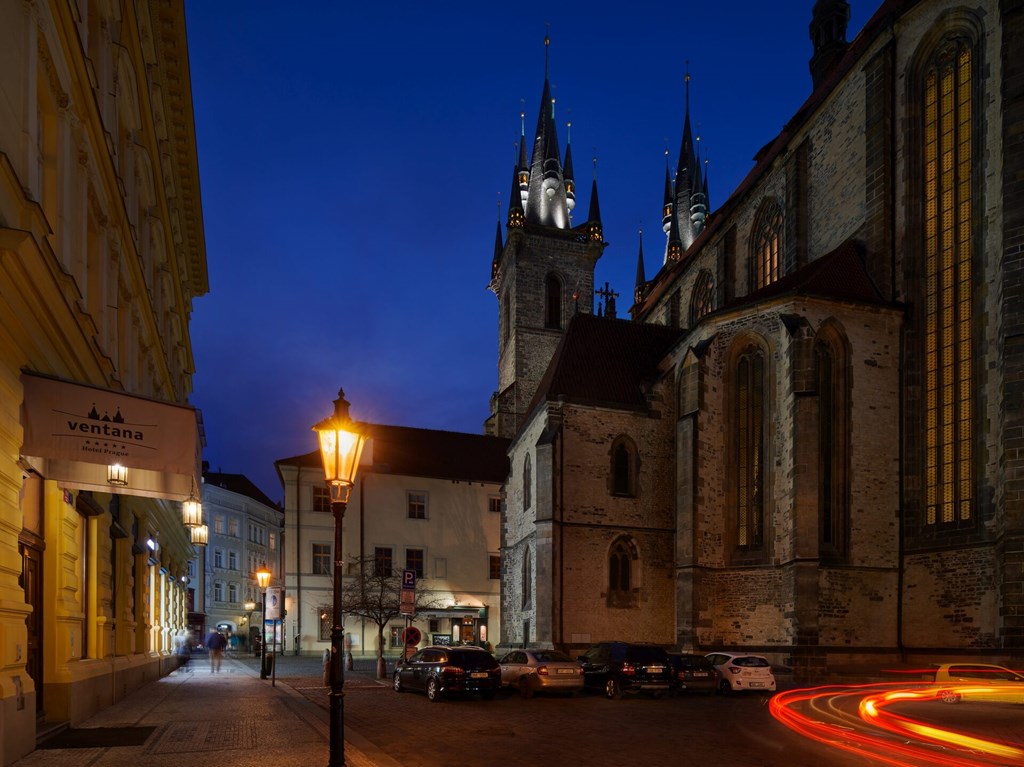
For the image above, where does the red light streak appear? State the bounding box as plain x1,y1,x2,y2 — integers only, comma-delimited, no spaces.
769,682,1024,766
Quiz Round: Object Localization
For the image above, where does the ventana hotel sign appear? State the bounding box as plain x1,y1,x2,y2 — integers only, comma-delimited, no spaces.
20,372,201,501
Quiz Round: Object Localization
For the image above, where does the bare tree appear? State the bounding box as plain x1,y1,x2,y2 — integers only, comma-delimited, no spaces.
339,557,442,678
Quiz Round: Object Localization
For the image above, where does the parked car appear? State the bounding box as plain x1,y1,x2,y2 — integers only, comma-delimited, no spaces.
705,652,777,694
577,641,673,699
667,653,717,695
929,663,1024,704
393,646,501,702
498,649,584,698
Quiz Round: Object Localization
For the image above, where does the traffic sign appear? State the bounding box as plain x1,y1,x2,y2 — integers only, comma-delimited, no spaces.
401,626,421,646
402,569,417,590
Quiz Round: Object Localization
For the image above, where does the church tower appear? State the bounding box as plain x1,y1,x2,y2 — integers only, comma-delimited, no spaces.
486,37,606,439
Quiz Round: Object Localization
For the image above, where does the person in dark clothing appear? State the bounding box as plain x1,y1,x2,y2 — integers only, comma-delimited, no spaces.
176,634,193,673
206,630,227,672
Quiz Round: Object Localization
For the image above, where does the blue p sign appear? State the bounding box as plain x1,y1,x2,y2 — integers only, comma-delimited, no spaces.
402,569,416,590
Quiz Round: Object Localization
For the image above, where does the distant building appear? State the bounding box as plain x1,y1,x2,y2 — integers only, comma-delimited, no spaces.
0,1,207,761
493,0,1024,680
276,424,509,658
194,471,284,650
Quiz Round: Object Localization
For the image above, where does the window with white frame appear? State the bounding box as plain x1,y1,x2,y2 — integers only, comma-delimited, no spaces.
407,491,427,520
228,551,238,570
228,516,240,537
214,548,224,568
228,583,238,603
312,543,331,575
214,581,224,602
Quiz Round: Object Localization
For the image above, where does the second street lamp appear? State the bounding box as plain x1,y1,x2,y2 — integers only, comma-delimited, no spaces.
243,600,257,654
313,388,367,767
255,563,272,679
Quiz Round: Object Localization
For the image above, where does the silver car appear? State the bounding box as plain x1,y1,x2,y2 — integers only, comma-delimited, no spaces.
499,649,584,698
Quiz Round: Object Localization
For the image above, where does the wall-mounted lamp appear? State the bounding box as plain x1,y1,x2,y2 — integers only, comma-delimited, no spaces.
107,463,128,486
190,524,208,547
146,536,158,552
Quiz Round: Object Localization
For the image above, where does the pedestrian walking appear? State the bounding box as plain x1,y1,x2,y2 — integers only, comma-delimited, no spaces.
175,633,193,673
206,630,227,672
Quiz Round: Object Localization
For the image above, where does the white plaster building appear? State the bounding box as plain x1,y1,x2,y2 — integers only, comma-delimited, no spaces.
276,423,509,660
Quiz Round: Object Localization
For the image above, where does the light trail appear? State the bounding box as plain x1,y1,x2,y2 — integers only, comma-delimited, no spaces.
769,682,1024,766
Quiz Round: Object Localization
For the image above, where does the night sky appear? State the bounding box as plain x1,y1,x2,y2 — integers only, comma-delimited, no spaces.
184,1,873,502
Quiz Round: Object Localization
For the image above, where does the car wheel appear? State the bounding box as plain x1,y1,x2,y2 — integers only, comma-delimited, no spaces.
939,689,961,704
605,677,622,699
519,676,534,699
426,677,442,702
393,673,403,693
719,679,732,695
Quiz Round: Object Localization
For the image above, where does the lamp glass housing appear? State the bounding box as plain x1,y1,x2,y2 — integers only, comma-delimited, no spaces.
181,497,202,527
107,463,128,486
190,524,208,546
313,390,367,503
255,563,272,590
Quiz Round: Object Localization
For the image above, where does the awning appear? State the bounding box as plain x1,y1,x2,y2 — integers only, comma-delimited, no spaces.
20,372,201,501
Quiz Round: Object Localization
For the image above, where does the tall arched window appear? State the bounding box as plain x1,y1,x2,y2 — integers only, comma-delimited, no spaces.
816,325,849,559
921,35,975,526
607,537,635,608
523,454,532,510
521,546,532,609
750,198,783,290
609,436,637,497
735,343,766,548
689,269,715,325
544,273,562,329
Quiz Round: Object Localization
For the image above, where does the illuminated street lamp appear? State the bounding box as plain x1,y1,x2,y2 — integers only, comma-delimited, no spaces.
313,388,367,767
255,563,272,679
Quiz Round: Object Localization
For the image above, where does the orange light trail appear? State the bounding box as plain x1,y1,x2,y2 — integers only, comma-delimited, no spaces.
769,682,1024,766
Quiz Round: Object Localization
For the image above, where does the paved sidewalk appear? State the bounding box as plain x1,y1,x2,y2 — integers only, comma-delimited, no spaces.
12,655,401,767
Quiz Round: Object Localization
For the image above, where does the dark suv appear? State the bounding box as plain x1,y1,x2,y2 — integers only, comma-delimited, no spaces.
577,642,673,699
393,646,501,702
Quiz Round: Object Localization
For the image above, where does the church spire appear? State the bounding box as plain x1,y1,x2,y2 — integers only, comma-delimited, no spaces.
525,35,570,229
563,116,576,216
634,228,647,304
587,158,602,242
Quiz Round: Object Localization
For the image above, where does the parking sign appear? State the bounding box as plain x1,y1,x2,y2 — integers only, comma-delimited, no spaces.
402,569,416,590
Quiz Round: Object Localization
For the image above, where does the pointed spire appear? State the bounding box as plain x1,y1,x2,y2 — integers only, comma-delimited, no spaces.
492,215,504,278
587,157,603,242
673,63,700,250
662,147,673,233
666,201,683,263
507,160,525,229
525,35,569,229
564,115,576,214
634,228,647,304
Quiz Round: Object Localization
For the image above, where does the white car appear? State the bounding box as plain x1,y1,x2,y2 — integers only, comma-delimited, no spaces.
705,652,777,694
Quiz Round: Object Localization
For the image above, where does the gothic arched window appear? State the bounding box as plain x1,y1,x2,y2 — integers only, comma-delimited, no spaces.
735,343,766,548
750,198,783,290
523,454,532,510
544,273,562,329
607,537,635,608
689,269,715,325
815,325,849,559
609,436,637,497
921,36,976,527
521,546,532,609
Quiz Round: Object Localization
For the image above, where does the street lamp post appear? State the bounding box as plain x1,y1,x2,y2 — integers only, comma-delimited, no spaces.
313,389,367,767
255,564,272,679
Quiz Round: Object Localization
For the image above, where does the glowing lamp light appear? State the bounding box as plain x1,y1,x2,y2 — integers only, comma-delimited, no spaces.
255,563,272,590
107,463,128,486
181,495,202,527
313,389,367,505
190,524,208,546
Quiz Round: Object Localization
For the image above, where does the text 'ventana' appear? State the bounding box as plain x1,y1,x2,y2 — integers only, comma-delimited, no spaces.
67,421,144,440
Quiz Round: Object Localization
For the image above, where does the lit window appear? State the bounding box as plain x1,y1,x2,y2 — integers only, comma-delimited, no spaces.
750,198,782,289
923,38,974,526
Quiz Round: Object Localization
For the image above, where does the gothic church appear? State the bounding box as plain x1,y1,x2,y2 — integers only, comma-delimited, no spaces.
488,0,1024,680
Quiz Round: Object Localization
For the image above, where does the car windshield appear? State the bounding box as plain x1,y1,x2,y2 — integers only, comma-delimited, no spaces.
533,651,574,663
733,656,770,667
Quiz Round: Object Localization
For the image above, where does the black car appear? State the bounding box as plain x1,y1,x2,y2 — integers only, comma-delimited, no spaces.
393,646,501,702
577,641,673,699
667,652,717,695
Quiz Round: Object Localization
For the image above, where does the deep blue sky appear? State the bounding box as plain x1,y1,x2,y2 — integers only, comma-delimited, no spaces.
185,2,873,502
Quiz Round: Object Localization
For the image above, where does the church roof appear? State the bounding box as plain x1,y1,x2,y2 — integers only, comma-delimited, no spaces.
527,313,681,417
275,424,510,484
726,238,887,310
